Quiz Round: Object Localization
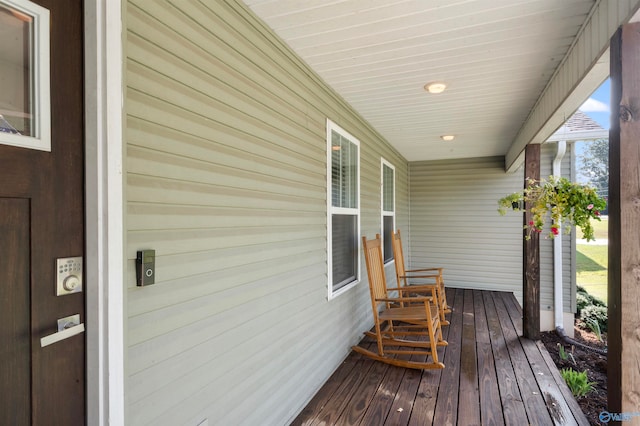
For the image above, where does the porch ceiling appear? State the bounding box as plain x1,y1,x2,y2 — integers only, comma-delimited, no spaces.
244,0,605,164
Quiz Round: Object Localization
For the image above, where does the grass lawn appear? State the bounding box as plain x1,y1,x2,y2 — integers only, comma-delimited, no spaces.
576,217,608,303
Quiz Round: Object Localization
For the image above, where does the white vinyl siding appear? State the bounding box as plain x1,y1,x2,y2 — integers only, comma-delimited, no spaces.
409,157,524,303
125,1,408,425
409,151,575,313
381,159,395,264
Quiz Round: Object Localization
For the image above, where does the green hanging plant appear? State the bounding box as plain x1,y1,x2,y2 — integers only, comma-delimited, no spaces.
498,176,607,241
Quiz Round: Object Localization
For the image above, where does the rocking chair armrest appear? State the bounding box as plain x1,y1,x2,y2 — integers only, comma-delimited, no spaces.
388,285,437,291
405,267,443,273
398,273,440,280
390,284,439,292
375,296,433,304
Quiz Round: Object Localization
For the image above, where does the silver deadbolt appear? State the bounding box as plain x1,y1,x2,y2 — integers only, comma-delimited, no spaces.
63,275,81,291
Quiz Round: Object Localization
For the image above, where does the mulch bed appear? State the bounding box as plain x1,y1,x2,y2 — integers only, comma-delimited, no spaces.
540,328,607,426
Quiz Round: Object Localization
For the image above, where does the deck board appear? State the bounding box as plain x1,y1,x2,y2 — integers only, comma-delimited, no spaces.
457,289,481,426
483,291,528,424
474,290,504,426
432,288,463,426
359,352,407,425
383,362,422,425
293,350,362,425
492,292,552,425
338,356,391,425
291,289,589,426
406,290,453,426
293,343,377,426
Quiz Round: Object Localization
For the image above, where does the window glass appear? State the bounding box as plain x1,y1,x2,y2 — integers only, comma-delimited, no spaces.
0,4,33,136
332,214,358,288
331,130,358,208
381,160,395,263
0,0,50,151
383,215,394,263
383,164,394,212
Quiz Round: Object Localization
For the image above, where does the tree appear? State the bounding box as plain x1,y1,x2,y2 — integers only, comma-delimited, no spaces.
579,139,609,196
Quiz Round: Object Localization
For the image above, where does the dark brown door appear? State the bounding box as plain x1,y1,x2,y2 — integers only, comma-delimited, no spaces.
0,1,85,424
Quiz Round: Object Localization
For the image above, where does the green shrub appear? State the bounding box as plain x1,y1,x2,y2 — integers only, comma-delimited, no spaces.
576,286,606,316
580,305,608,333
561,368,596,397
576,293,590,315
589,294,606,307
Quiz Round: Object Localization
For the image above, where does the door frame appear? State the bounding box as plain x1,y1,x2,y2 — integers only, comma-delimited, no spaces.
84,1,125,424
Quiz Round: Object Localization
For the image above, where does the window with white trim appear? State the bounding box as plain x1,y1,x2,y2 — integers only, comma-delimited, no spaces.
0,0,50,151
381,159,395,264
327,120,360,298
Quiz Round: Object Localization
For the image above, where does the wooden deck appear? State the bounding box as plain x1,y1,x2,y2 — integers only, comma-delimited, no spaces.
292,289,589,426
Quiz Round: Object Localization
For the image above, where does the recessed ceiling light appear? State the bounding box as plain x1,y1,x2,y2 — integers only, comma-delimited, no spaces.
440,135,455,141
425,82,447,94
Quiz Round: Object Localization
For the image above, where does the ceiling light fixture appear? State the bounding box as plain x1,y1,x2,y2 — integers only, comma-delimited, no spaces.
440,135,455,141
425,82,447,94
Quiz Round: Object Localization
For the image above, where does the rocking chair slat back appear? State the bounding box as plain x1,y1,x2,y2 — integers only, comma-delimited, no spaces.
391,229,409,286
362,235,387,302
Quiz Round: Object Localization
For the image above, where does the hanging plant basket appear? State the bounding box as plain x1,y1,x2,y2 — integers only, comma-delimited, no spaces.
498,176,607,241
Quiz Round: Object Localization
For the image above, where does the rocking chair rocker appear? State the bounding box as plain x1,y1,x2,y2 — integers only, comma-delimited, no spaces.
352,235,447,370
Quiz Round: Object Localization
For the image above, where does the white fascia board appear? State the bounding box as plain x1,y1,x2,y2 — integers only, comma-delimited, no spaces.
545,129,610,143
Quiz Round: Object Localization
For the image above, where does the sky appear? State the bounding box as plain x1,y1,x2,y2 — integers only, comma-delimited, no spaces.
574,79,610,184
579,78,610,129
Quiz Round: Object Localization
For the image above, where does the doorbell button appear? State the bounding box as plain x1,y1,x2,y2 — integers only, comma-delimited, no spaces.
136,249,156,286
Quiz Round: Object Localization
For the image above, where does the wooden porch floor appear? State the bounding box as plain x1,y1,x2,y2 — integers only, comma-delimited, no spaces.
292,289,589,426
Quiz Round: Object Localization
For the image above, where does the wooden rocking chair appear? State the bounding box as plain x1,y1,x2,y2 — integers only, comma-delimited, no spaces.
391,229,451,325
352,235,446,370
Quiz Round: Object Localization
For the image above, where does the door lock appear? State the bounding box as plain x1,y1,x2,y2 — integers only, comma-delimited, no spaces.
56,257,83,296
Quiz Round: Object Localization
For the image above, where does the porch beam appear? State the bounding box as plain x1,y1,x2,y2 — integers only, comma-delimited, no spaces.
523,144,540,340
505,0,640,172
608,22,640,416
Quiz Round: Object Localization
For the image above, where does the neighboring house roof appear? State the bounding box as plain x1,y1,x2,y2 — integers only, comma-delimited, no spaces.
546,110,608,142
